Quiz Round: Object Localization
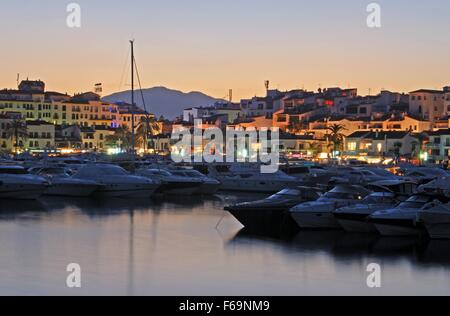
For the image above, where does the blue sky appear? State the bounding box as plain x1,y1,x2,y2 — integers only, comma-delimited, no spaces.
1,0,449,99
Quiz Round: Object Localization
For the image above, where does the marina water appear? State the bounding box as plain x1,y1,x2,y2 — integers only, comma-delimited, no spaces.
0,193,450,295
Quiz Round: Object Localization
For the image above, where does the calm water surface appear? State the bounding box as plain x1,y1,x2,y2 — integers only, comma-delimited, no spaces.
1,193,450,296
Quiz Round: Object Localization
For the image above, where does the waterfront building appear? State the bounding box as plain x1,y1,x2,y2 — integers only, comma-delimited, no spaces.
26,120,55,153
426,129,450,163
55,125,82,153
80,125,115,153
409,88,446,122
345,131,418,157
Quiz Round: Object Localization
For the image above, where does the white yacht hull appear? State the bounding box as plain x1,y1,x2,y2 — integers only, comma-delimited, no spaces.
337,219,378,233
156,182,202,196
424,223,450,239
0,183,47,200
95,183,158,198
419,212,450,239
291,212,341,229
45,184,99,197
219,179,296,193
195,183,221,195
374,223,420,237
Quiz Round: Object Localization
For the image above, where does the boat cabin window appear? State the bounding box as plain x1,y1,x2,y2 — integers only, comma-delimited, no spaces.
171,171,187,177
77,166,129,177
39,168,67,175
215,165,231,173
0,168,28,175
324,192,363,200
363,193,396,204
286,167,310,175
148,170,173,177
183,170,205,178
272,189,301,197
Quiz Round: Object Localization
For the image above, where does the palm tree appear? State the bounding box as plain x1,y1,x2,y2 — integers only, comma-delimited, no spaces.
412,133,429,164
5,118,28,154
326,124,347,157
308,141,322,158
106,125,132,152
135,116,161,153
393,142,403,164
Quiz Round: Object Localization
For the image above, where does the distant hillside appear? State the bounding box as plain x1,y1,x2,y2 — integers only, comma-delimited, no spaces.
103,86,222,119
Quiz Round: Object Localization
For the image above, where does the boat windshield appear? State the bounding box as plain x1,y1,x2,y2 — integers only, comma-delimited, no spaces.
363,194,395,204
147,170,173,177
38,168,67,176
183,170,205,178
324,192,363,200
77,166,129,177
399,196,431,209
269,189,301,199
171,171,188,177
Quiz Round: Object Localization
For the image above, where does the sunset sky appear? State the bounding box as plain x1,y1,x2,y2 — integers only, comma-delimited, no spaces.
1,0,449,100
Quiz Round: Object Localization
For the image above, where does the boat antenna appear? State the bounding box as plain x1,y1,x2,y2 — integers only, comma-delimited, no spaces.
130,39,136,156
134,56,152,154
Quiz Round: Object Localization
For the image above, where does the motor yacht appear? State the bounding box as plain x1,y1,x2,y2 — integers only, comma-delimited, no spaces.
330,168,394,185
402,167,449,185
282,164,336,185
224,187,323,233
333,192,400,233
366,180,418,195
417,201,450,239
333,180,417,233
0,165,48,200
169,169,221,195
136,168,203,195
206,164,299,193
30,166,100,197
73,164,159,198
289,185,371,229
417,176,450,197
368,194,450,237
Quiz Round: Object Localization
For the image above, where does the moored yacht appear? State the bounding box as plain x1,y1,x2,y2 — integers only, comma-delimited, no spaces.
169,169,221,195
334,180,417,233
30,166,101,197
368,194,450,237
289,185,371,229
73,164,159,198
333,192,400,233
206,164,298,193
0,165,48,200
417,176,450,197
225,187,323,233
417,201,450,239
136,168,203,195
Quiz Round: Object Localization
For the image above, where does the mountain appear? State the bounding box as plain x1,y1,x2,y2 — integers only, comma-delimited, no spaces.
102,86,223,119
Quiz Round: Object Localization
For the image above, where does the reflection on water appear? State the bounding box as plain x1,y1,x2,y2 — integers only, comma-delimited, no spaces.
0,193,450,295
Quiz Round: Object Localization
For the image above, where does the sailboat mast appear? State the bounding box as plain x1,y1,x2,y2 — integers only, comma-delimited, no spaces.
130,39,135,154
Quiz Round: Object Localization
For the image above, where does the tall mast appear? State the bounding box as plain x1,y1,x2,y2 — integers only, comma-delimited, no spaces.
130,39,135,154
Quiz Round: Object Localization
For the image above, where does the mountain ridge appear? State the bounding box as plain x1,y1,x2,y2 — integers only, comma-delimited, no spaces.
102,86,223,119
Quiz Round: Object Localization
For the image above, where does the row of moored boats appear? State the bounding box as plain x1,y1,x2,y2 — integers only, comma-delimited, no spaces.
224,165,450,240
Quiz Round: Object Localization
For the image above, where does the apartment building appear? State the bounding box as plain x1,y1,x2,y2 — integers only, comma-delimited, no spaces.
26,121,55,152
345,131,418,157
409,89,445,122
426,129,450,163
